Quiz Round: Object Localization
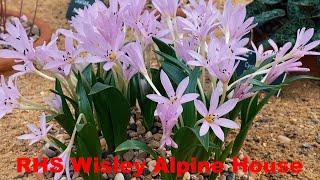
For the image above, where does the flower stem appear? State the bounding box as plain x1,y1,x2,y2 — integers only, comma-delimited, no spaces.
19,105,56,114
197,79,206,106
33,69,55,81
219,82,228,106
179,115,184,128
144,74,161,96
194,118,204,127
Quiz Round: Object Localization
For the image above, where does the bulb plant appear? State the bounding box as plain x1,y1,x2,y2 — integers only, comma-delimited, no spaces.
0,0,319,179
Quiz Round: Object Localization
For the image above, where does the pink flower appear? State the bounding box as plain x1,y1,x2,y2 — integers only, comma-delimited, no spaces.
290,28,320,58
195,86,239,141
121,42,148,76
156,103,182,148
218,0,256,43
43,35,84,76
212,58,240,83
175,37,198,62
232,76,255,101
0,17,36,73
0,76,20,119
265,58,309,84
45,94,62,113
17,113,53,145
251,39,277,65
152,0,181,17
122,62,138,82
147,70,199,108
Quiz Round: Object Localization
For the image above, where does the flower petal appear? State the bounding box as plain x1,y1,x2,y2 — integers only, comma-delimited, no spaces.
176,77,189,97
215,98,238,116
215,118,239,129
199,121,210,136
210,124,225,141
180,93,199,104
147,94,170,104
160,70,175,97
194,100,208,117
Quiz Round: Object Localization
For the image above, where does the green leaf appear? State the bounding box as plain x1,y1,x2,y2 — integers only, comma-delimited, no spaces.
161,61,188,86
152,37,176,58
172,127,211,161
254,9,286,26
76,73,95,126
272,19,315,45
259,0,281,4
283,75,320,83
115,140,159,158
155,51,191,74
90,82,131,151
82,64,93,86
246,1,266,18
182,67,201,127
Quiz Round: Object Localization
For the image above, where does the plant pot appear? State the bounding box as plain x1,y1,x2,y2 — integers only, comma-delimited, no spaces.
0,10,53,77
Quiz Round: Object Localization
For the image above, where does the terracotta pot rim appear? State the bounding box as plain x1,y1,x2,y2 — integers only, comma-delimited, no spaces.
0,9,53,75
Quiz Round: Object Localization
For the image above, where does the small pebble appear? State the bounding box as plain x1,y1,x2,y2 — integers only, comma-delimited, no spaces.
129,132,138,138
137,126,146,135
115,173,125,180
238,153,244,160
278,135,291,143
102,173,108,179
76,177,84,180
123,150,135,161
149,140,160,149
219,175,227,180
237,170,244,177
226,172,235,180
60,177,67,180
137,151,148,160
183,172,191,180
145,131,153,138
72,172,79,180
45,149,57,158
108,172,116,179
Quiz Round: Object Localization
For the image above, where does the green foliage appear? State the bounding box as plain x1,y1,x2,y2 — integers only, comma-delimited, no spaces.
247,0,320,45
253,9,286,26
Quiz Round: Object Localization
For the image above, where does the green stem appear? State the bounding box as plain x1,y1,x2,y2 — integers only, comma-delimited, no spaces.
197,79,206,106
179,115,184,128
33,69,55,81
112,67,120,90
194,118,204,127
219,82,228,106
144,74,161,96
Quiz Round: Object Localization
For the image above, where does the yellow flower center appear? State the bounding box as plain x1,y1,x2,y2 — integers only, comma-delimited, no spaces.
170,97,178,104
110,52,117,62
205,115,214,123
66,58,75,64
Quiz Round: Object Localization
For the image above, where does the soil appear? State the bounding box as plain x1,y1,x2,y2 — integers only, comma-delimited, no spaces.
0,0,319,180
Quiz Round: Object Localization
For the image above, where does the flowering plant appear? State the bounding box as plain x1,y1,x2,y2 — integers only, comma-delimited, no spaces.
1,0,319,179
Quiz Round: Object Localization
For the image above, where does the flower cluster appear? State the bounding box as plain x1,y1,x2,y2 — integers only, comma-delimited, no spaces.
0,0,319,179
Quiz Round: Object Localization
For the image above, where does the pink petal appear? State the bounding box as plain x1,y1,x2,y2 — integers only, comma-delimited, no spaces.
215,118,239,129
194,100,208,117
199,121,210,136
103,62,114,72
160,70,175,97
209,86,220,114
180,93,199,104
147,94,170,104
17,134,37,140
176,77,189,97
215,98,238,116
210,124,225,141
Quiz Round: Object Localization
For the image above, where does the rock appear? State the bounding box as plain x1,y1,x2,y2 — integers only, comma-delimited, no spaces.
137,151,148,160
219,175,227,180
145,175,153,180
145,131,153,138
31,25,40,35
130,178,137,180
238,153,244,160
315,134,320,144
149,140,160,149
102,173,108,179
129,123,138,131
108,172,116,179
115,173,125,180
226,172,235,180
278,135,291,143
196,175,204,180
148,160,157,167
129,132,138,138
76,178,84,180
63,134,71,139
137,126,146,135
129,117,135,124
237,170,244,177
136,121,142,127
151,127,158,134
143,168,151,176
183,172,191,180
123,150,135,161
224,164,230,171
123,173,131,180
72,172,79,180
45,149,57,158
